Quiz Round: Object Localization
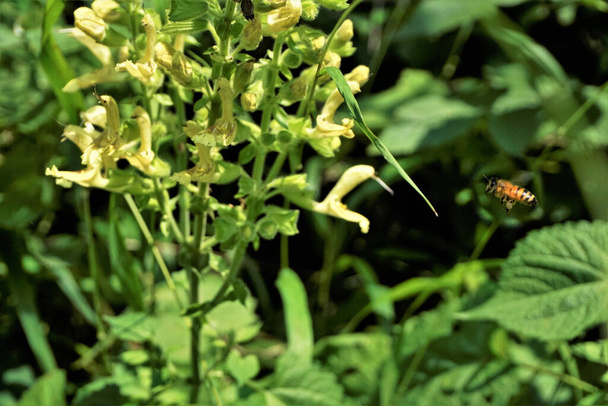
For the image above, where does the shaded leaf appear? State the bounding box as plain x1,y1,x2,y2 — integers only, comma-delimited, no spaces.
461,221,608,340
276,268,314,365
18,369,66,406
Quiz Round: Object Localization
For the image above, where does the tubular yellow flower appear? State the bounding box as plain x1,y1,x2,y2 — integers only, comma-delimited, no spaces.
62,28,121,92
124,107,171,177
170,143,216,185
242,18,263,50
91,0,121,22
115,15,161,87
74,7,106,42
154,41,207,88
191,79,236,146
263,0,302,35
311,165,378,233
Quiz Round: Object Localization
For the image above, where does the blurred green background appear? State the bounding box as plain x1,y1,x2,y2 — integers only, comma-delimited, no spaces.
1,0,607,404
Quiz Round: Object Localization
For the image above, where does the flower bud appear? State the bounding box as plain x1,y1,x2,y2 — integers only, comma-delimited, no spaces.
74,7,106,41
233,60,254,95
241,78,264,111
242,18,263,51
91,0,122,22
301,0,319,20
154,41,206,87
334,19,353,45
263,0,302,35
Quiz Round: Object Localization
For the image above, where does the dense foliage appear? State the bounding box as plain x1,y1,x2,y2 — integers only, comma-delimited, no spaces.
1,0,607,405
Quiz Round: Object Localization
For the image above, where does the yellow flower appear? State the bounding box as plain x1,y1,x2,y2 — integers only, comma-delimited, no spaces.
311,165,378,233
62,28,122,92
115,15,161,87
124,107,171,177
170,144,216,185
74,7,106,42
263,0,302,35
189,79,236,146
91,0,121,22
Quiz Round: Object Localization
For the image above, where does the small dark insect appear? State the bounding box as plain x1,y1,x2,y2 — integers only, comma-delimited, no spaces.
241,0,254,20
484,176,538,214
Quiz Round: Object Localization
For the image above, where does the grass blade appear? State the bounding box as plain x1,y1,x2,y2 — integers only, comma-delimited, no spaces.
324,66,438,216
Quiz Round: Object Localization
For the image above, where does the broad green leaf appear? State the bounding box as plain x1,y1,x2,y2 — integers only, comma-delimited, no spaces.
256,362,347,406
396,0,497,39
461,221,608,340
275,268,313,365
324,66,437,216
226,349,260,386
315,333,391,404
377,95,481,155
169,0,209,21
104,312,155,343
399,301,458,358
18,369,66,406
488,108,540,156
39,0,84,123
257,206,299,240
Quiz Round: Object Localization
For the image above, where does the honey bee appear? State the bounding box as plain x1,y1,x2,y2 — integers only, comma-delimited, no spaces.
484,176,538,213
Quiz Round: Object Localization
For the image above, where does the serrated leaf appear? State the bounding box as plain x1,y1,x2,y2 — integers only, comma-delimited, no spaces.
461,221,608,341
169,0,208,21
323,66,437,217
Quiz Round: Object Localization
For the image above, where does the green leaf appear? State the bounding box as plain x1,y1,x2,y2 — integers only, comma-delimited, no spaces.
18,369,66,406
461,220,608,340
257,206,299,240
226,349,260,386
315,333,391,403
571,340,608,366
160,19,209,34
377,95,481,155
169,0,209,21
104,312,154,343
323,66,437,216
39,0,84,123
396,0,497,39
255,362,346,406
276,268,314,365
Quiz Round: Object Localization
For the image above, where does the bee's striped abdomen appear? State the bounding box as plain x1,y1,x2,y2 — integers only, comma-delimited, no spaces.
510,187,537,206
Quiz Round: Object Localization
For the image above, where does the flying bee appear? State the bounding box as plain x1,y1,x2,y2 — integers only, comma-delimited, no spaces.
484,176,538,214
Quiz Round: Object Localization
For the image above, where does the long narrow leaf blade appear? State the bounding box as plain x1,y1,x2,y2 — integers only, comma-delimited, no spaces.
276,268,313,365
324,66,438,216
40,0,84,123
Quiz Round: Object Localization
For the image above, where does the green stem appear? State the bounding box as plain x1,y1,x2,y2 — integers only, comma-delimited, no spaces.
297,0,365,118
557,79,608,138
153,178,185,245
79,188,111,370
188,182,210,403
558,342,582,401
124,194,183,311
469,219,500,260
518,362,599,393
367,0,420,92
440,22,474,81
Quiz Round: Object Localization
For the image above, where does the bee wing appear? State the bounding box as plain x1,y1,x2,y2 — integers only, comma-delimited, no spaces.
509,170,533,187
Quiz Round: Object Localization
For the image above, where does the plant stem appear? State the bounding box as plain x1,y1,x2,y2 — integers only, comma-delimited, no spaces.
153,178,185,245
124,194,184,311
469,219,500,260
297,0,365,118
188,183,209,403
79,188,111,371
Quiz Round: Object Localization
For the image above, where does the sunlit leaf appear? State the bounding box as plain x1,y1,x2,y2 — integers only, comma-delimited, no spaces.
276,268,314,365
18,369,66,406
